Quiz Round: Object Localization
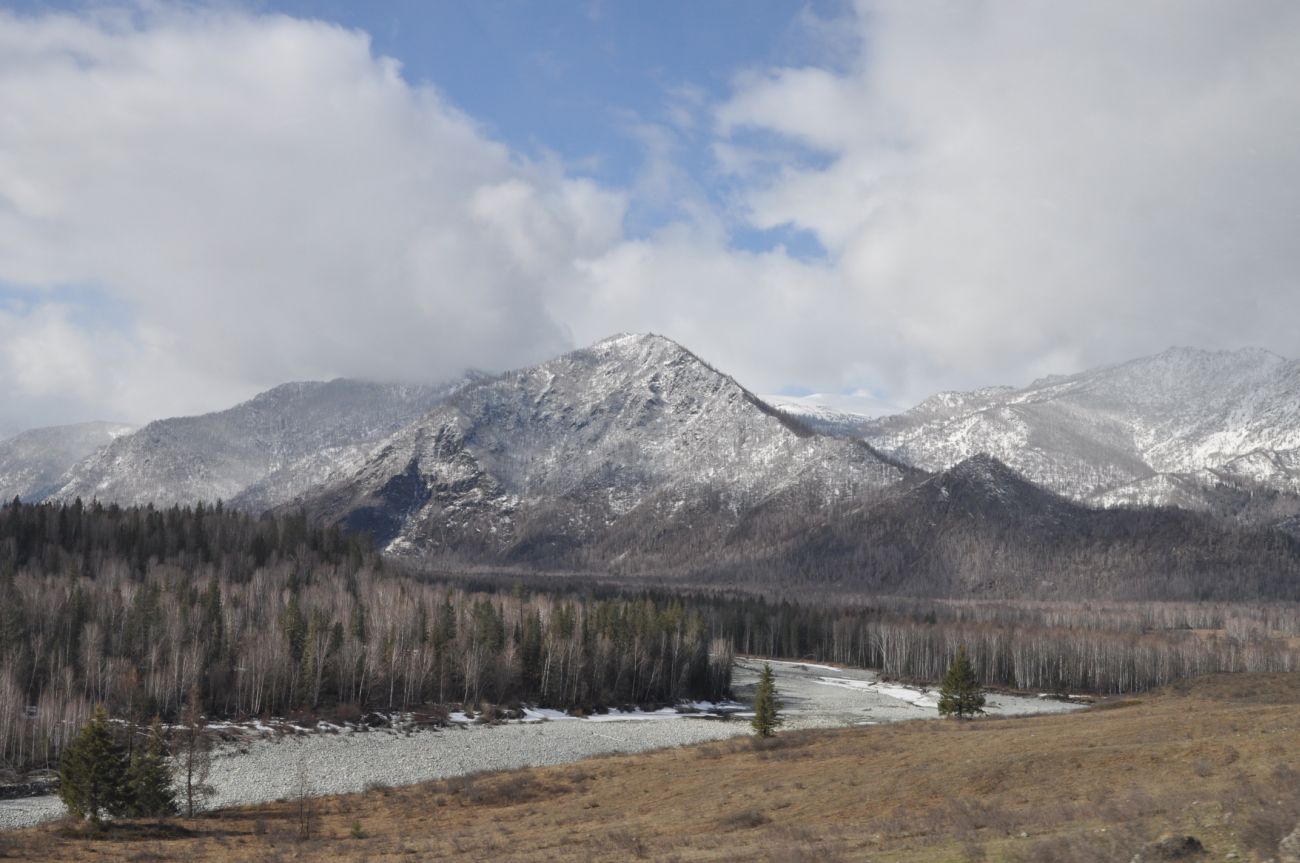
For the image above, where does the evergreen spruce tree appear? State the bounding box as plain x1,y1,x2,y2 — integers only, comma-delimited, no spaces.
59,705,130,824
751,662,782,738
937,645,986,719
125,717,177,817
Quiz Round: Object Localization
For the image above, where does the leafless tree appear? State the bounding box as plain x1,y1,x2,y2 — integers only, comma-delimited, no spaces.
177,685,213,818
293,744,318,841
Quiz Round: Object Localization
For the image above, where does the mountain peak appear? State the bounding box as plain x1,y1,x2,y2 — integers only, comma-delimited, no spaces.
944,452,1018,483
305,333,906,557
590,331,677,350
583,332,693,364
930,453,1045,503
911,452,1072,522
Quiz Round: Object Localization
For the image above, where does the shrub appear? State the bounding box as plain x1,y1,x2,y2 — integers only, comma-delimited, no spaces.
719,808,771,830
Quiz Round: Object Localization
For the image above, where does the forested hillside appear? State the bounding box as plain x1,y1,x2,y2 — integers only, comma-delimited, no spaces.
0,500,732,770
696,455,1300,599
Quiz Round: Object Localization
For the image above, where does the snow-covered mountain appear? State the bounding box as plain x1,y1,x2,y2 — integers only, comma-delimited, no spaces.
862,347,1300,511
760,391,892,437
51,379,466,508
300,333,910,565
0,421,135,502
761,399,869,437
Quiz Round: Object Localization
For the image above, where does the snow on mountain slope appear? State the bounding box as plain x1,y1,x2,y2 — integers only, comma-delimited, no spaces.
303,334,910,562
862,347,1300,506
759,392,894,437
0,422,135,502
229,443,379,513
1214,448,1300,494
1088,471,1223,510
52,379,465,508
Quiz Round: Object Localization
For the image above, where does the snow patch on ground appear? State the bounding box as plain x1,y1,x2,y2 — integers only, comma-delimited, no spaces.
739,657,1080,729
813,676,941,710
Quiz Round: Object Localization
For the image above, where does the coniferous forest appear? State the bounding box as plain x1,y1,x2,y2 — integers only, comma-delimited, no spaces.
2,499,1298,772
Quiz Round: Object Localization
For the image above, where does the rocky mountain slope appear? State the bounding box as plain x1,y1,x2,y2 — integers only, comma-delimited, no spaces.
861,347,1300,513
51,379,464,508
299,334,912,567
0,421,134,502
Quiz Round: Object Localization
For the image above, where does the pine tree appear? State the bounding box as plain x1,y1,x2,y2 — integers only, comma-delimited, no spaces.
200,578,225,665
125,717,177,817
751,662,782,738
59,705,130,824
937,645,986,719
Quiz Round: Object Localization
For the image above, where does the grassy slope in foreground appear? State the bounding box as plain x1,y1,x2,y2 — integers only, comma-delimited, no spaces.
6,673,1300,862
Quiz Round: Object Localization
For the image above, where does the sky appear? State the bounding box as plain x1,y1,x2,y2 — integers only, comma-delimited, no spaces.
1,1,1299,432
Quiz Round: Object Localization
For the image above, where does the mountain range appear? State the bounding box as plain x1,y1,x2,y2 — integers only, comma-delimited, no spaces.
27,378,467,509
6,335,1300,599
857,347,1300,512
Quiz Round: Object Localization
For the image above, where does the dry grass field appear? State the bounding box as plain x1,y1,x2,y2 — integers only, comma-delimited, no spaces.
5,672,1299,862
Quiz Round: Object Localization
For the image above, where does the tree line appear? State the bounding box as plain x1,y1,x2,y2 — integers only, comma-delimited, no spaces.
711,594,1300,693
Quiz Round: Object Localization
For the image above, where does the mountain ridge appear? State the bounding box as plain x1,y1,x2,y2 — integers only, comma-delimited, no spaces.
50,377,468,508
0,421,136,503
861,345,1300,514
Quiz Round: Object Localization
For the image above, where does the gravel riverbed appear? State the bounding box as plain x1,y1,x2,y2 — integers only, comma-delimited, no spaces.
0,658,1083,830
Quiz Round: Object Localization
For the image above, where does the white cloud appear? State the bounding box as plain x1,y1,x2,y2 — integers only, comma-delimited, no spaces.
700,0,1300,402
0,6,625,426
1,304,105,400
3,2,1300,432
718,66,868,153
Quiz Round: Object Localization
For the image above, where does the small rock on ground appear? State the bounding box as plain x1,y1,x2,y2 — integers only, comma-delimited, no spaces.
1131,833,1204,862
